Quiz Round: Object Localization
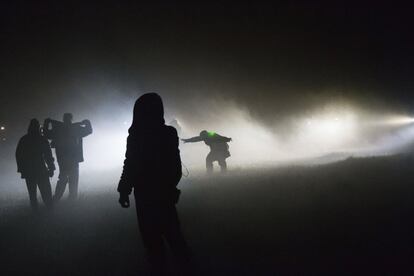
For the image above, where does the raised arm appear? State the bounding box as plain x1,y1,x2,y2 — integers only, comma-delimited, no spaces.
75,119,93,138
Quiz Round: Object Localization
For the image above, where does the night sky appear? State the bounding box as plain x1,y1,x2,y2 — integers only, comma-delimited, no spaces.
1,1,414,130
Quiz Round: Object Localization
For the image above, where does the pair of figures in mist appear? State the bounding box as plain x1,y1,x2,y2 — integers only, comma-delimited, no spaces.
16,114,92,209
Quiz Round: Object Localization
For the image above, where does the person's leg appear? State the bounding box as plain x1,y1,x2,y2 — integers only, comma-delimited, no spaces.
135,200,167,275
25,178,38,210
218,157,227,173
164,205,192,273
38,174,53,209
54,164,68,201
68,163,79,200
206,153,214,174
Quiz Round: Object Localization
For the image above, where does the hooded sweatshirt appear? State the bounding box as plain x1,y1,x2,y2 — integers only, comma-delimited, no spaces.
16,119,55,178
118,93,182,203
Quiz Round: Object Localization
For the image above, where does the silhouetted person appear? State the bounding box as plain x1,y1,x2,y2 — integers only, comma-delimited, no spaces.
182,130,232,173
43,113,92,201
16,119,55,210
118,93,191,275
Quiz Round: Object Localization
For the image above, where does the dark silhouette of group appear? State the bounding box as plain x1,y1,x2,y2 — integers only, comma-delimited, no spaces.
43,114,92,201
16,113,92,209
15,93,233,275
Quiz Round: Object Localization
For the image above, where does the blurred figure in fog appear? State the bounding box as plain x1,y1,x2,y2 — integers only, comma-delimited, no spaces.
43,113,92,201
118,93,192,275
16,119,55,210
169,119,182,137
182,130,232,173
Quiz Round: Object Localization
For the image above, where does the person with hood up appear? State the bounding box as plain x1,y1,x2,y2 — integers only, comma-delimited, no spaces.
16,119,55,210
118,93,191,275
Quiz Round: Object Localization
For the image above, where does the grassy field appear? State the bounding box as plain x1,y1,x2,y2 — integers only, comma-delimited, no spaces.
1,155,414,275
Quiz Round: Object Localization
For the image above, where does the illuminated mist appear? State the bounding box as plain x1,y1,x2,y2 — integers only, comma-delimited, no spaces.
2,84,414,200
79,92,414,180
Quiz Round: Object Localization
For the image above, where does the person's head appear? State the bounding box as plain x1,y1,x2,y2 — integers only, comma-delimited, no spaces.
63,113,73,124
200,130,208,139
130,93,165,131
27,119,41,136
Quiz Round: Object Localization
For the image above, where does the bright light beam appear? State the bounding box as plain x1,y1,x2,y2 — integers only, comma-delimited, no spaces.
290,110,358,155
384,116,414,125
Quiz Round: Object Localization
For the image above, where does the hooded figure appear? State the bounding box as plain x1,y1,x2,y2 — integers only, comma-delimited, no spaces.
118,93,191,275
16,119,55,209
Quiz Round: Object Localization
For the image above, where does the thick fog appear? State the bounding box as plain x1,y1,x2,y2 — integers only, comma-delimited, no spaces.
32,86,414,179
2,83,414,201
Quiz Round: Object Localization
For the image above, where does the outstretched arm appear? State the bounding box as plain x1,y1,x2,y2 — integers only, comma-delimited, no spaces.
181,136,203,143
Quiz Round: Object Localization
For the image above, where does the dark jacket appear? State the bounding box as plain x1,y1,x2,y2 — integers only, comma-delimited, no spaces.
118,126,182,204
43,120,92,164
117,93,182,204
16,134,55,179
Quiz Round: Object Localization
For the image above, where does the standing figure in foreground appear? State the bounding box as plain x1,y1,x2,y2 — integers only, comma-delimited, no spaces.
118,93,191,275
43,113,92,201
182,130,232,173
16,119,55,210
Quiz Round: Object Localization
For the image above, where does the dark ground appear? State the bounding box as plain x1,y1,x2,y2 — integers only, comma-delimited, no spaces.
1,155,414,275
